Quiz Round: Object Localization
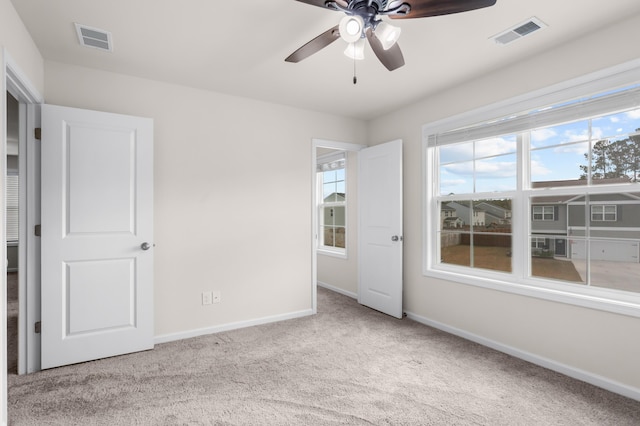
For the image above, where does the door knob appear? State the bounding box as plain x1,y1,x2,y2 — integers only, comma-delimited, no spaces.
141,242,151,251
391,235,402,242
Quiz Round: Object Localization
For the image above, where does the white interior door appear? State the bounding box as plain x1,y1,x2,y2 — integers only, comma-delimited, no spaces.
358,140,403,318
40,104,154,369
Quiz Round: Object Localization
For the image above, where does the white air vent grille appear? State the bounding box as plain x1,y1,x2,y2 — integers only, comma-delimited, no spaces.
74,23,113,52
491,17,547,46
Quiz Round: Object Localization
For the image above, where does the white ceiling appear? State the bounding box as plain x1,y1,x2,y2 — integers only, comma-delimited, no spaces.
10,0,640,121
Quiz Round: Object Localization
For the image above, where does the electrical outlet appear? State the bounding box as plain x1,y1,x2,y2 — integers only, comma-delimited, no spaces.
212,291,221,304
202,291,213,305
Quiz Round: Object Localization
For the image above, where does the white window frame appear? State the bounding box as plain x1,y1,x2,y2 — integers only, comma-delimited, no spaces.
591,204,617,222
423,59,640,318
533,206,554,221
317,152,347,258
531,237,546,249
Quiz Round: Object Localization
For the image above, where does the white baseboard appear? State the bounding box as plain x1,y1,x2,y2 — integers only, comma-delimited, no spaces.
405,311,640,402
154,309,314,345
317,281,357,299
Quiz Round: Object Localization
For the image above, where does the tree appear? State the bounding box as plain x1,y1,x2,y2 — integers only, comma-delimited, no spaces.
628,128,640,182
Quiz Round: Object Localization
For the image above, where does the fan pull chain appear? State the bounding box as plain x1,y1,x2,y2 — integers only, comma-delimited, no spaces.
353,46,358,85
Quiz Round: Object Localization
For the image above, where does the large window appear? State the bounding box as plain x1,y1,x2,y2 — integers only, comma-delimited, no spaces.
317,152,347,255
425,78,640,312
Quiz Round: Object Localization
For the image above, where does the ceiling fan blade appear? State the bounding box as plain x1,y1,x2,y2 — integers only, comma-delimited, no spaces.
285,25,340,63
366,29,405,71
389,0,497,19
294,0,349,9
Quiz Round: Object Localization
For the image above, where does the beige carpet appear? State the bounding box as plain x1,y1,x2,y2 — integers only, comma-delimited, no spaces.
8,287,640,425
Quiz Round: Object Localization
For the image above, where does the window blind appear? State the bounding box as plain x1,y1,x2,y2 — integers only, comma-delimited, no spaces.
317,152,346,172
427,84,640,147
6,175,19,242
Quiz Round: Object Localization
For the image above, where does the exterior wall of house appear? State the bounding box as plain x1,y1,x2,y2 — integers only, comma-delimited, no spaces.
531,204,567,234
43,60,367,338
366,10,640,394
317,150,359,296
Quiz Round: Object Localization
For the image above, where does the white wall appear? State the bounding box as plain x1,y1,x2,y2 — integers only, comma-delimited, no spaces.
43,60,367,339
367,12,640,394
317,150,358,296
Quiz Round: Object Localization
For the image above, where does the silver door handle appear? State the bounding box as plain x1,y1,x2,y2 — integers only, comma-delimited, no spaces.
141,242,151,251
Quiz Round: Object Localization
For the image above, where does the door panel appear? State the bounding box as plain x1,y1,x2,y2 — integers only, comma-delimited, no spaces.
358,140,403,318
41,104,154,369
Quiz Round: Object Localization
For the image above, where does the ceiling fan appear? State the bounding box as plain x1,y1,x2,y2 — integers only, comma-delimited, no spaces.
285,0,497,71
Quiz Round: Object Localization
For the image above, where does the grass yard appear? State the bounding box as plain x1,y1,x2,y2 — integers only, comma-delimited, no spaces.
441,245,583,282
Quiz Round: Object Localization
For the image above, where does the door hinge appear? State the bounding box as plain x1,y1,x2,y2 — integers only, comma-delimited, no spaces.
34,224,41,237
34,127,41,140
35,321,41,334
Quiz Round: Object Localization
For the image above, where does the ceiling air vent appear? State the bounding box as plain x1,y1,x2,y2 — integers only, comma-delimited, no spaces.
74,23,113,52
491,17,547,46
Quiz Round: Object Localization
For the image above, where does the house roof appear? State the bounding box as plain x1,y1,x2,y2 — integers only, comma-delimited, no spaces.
10,0,640,121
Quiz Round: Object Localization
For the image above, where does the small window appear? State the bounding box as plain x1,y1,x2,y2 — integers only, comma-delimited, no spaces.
532,206,554,221
531,237,546,249
317,153,347,254
591,205,617,221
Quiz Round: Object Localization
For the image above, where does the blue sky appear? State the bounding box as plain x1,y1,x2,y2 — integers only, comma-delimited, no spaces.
439,108,640,195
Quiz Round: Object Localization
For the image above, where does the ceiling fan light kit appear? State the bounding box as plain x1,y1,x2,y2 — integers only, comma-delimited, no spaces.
344,38,366,60
286,0,497,71
375,21,401,50
339,15,365,43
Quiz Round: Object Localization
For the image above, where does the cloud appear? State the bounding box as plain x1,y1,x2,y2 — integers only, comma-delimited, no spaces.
626,109,640,119
531,128,557,144
440,137,516,161
442,159,516,178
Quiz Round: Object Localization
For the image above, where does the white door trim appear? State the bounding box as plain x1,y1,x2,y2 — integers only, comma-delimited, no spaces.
3,48,44,426
311,139,365,314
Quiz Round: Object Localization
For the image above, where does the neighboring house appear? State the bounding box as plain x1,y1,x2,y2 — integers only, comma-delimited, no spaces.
531,179,640,262
440,204,462,228
475,201,512,225
445,201,506,227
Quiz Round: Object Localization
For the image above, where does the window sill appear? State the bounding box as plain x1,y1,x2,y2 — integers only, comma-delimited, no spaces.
317,248,348,260
423,266,640,318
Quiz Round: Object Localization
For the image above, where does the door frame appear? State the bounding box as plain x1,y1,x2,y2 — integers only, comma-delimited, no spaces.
311,139,365,313
4,51,43,377
3,49,43,424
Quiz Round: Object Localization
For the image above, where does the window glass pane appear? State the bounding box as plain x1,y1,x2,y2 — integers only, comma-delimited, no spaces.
439,141,474,164
333,206,345,227
439,199,512,272
323,207,334,226
531,141,589,185
475,153,517,192
323,227,336,247
592,109,640,141
440,231,471,267
440,161,473,195
531,236,585,283
475,135,517,157
588,239,640,293
531,120,589,149
336,180,346,197
334,227,345,249
323,183,337,201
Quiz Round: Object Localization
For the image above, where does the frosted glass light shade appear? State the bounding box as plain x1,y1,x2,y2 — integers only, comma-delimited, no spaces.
376,21,401,50
339,15,364,43
344,39,365,60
